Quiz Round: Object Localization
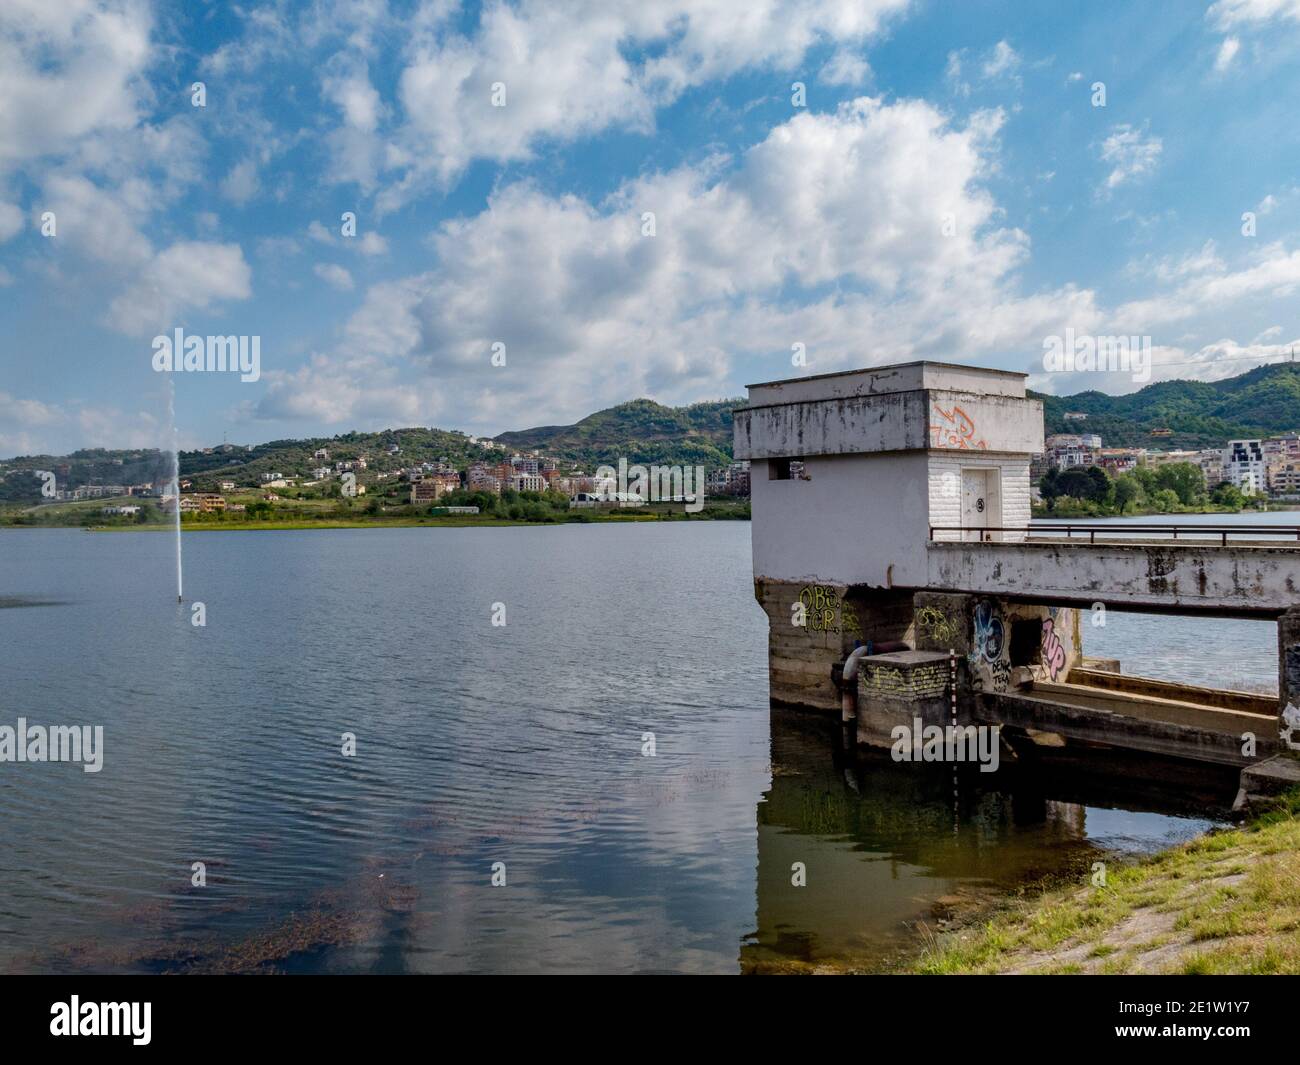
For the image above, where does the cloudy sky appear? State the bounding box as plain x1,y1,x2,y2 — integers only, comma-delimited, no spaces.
2,0,1300,455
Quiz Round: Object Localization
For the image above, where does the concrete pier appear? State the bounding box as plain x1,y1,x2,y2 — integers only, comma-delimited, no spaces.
734,360,1300,791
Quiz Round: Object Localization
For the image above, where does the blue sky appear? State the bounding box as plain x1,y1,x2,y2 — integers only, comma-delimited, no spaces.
2,0,1300,456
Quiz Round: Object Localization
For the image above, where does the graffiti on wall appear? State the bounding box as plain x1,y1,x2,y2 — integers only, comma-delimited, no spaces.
969,598,1010,692
968,600,1080,693
916,605,958,646
840,600,864,639
1041,614,1067,682
798,585,838,631
929,403,988,450
796,584,864,638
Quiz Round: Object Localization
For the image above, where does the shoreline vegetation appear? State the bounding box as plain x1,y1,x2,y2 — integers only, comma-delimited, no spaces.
909,788,1300,975
0,494,752,531
1032,460,1267,519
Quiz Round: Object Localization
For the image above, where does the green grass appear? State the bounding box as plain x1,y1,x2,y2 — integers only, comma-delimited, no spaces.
913,786,1300,975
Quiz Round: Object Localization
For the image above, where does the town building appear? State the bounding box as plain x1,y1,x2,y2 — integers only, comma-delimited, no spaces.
410,473,460,504
1095,448,1143,475
706,461,751,496
1270,464,1300,497
1222,439,1265,495
1142,449,1201,469
508,472,547,493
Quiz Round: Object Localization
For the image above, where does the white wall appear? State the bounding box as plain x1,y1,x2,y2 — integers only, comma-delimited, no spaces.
750,452,932,586
927,455,1031,541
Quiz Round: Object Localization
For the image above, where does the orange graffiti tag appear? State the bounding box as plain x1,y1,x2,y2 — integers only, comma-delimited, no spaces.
929,403,988,450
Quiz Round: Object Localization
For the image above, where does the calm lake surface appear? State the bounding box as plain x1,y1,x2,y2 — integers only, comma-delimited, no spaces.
0,516,1281,973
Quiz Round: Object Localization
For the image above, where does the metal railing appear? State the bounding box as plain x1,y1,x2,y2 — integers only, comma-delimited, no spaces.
929,524,1300,546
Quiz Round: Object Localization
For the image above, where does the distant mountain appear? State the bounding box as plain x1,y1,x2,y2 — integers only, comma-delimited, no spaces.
1036,362,1300,448
8,364,1300,502
490,398,742,467
0,399,744,501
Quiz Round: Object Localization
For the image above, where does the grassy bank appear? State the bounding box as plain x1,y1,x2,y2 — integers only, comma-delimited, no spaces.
913,789,1300,975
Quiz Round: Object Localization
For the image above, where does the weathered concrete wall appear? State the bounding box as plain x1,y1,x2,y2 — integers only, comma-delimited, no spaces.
856,650,952,748
755,580,914,711
734,389,1042,461
911,592,1082,695
745,361,1028,406
926,540,1300,616
1278,609,1300,740
750,452,931,586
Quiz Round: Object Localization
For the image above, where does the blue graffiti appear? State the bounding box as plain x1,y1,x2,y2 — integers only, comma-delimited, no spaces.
971,599,1004,663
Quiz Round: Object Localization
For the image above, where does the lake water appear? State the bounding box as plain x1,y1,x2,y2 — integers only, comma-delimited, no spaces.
0,517,1278,973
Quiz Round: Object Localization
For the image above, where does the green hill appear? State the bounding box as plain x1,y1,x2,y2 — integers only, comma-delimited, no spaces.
490,398,742,467
1037,363,1300,448
7,363,1300,505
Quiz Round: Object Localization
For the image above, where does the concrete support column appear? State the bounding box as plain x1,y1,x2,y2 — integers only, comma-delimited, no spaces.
1277,609,1300,749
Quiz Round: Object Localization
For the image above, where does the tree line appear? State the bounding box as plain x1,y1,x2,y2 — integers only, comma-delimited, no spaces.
1038,462,1252,515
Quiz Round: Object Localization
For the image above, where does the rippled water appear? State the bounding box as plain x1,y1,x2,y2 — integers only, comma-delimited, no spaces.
0,519,1264,973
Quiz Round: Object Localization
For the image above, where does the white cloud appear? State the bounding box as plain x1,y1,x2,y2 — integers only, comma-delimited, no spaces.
1214,35,1241,70
1098,124,1163,191
108,241,252,334
981,40,1021,80
0,0,152,168
1114,242,1300,328
945,40,1022,97
0,199,22,241
307,219,387,255
0,390,166,456
220,159,260,205
321,56,387,190
820,50,870,86
258,95,1097,430
1208,0,1300,28
374,0,911,207
42,172,152,265
314,262,354,291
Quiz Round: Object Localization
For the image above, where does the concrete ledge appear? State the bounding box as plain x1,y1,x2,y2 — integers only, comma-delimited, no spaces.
982,692,1275,767
926,539,1300,615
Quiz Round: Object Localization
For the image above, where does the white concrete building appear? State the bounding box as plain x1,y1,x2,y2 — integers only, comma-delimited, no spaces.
734,361,1041,589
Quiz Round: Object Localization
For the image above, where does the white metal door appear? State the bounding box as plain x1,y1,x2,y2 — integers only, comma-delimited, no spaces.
962,469,992,541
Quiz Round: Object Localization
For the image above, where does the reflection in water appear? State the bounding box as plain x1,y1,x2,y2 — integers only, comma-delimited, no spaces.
0,524,1248,974
742,708,1230,973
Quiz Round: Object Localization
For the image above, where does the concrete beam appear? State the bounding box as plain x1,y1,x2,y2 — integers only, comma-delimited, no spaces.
734,388,1043,460
983,692,1270,767
926,540,1300,616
